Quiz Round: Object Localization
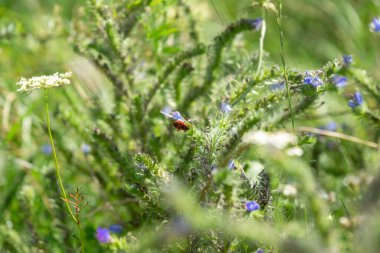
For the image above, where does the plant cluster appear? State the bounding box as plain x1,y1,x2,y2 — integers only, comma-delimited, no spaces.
1,0,380,252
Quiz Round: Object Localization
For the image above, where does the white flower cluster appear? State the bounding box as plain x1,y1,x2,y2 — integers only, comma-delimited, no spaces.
16,72,72,92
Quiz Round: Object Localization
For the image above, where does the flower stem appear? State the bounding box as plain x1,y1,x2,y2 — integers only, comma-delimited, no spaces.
257,8,266,74
44,89,84,252
277,0,295,136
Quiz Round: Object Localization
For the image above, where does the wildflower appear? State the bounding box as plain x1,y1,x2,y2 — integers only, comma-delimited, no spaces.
248,18,263,30
282,184,298,197
331,75,347,88
342,55,353,67
228,159,235,170
255,249,264,253
304,71,323,87
96,227,111,243
109,224,123,234
269,82,285,91
16,72,72,93
41,144,52,155
348,91,363,108
81,143,91,154
220,102,232,114
325,122,337,132
245,200,260,212
370,17,380,32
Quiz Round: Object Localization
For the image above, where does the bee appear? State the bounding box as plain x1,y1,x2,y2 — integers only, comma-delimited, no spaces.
160,110,190,132
172,119,190,131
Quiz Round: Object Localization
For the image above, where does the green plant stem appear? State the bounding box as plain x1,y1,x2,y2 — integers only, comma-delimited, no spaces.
277,0,295,135
257,8,266,74
44,89,84,252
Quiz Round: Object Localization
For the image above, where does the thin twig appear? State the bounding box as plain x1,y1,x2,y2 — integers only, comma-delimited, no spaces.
294,126,378,149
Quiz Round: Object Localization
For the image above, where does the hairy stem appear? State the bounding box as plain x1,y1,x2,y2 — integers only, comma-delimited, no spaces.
44,89,84,252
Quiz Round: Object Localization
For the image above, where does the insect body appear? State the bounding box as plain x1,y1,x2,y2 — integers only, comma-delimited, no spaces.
173,119,190,131
160,110,190,131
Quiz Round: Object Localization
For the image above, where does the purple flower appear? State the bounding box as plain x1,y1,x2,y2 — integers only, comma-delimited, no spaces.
228,160,235,170
255,249,264,253
41,144,52,155
220,102,232,114
109,224,122,234
348,91,364,108
370,17,380,32
331,75,347,88
81,143,91,154
304,71,323,87
248,18,263,30
342,55,353,67
96,227,111,243
245,200,260,212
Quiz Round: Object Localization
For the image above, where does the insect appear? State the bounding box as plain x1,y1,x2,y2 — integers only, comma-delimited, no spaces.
172,119,190,131
160,110,190,131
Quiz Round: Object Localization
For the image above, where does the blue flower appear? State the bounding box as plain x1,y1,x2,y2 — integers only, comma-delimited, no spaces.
370,17,380,32
325,122,337,132
109,224,123,234
348,91,364,108
331,75,347,88
255,249,264,253
304,71,323,87
270,82,285,91
220,102,232,114
228,160,235,170
81,143,91,154
96,227,111,243
41,144,52,155
342,55,353,67
248,18,263,30
245,200,260,212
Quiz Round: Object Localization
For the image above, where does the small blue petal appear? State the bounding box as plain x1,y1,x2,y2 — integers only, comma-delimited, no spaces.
96,227,111,243
304,72,323,87
255,249,264,253
348,91,364,108
270,82,285,91
220,102,232,114
370,17,380,32
331,75,347,88
325,122,337,132
248,18,263,30
342,55,353,66
245,201,260,212
228,160,235,170
81,143,91,154
109,224,123,234
353,91,363,105
348,100,356,108
41,144,52,155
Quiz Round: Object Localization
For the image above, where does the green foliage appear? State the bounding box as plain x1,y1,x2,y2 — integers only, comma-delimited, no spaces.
1,0,380,252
